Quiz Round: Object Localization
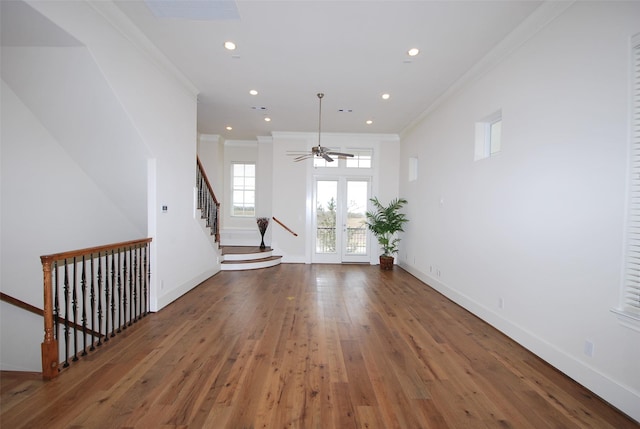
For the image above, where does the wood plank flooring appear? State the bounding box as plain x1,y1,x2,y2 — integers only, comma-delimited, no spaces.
1,264,637,428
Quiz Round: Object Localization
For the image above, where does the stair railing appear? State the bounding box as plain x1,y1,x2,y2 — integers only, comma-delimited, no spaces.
272,216,298,237
1,292,101,338
196,157,220,244
40,238,152,380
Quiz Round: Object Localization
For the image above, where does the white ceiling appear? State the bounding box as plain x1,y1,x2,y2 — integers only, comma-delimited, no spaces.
6,0,545,141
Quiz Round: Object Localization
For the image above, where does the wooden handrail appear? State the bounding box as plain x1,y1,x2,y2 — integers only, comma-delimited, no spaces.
0,292,42,317
272,216,298,237
0,292,101,337
40,238,153,265
196,157,221,244
196,157,219,205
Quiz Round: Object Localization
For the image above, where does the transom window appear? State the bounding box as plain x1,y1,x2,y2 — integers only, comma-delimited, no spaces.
346,149,373,168
312,148,373,168
313,148,339,168
231,162,255,217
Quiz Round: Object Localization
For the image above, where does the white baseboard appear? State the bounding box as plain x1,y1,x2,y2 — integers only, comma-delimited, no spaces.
156,268,219,311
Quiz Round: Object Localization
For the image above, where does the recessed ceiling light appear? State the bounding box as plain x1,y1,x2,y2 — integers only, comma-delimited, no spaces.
224,41,236,50
382,93,390,100
264,117,271,122
249,89,258,95
366,120,373,125
408,48,420,57
226,126,233,131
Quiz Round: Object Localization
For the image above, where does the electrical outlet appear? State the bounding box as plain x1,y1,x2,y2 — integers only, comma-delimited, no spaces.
498,297,504,309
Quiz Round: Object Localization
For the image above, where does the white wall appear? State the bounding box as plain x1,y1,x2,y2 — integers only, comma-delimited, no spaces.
1,0,220,370
271,132,400,263
399,2,640,421
26,0,220,311
271,133,309,261
197,134,224,197
0,80,142,371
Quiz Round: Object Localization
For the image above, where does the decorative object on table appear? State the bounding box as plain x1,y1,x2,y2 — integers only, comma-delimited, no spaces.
365,197,408,270
256,217,269,249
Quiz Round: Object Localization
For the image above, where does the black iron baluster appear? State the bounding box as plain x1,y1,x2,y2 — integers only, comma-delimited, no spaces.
90,255,96,351
72,257,79,362
117,250,123,333
81,256,88,356
63,261,70,368
110,249,116,338
133,246,139,322
118,249,128,332
97,252,104,346
128,246,134,326
143,243,149,316
140,245,145,317
104,252,111,343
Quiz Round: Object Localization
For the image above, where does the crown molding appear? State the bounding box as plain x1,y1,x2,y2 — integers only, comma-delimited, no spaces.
401,1,574,138
224,140,258,147
198,134,221,143
271,131,399,142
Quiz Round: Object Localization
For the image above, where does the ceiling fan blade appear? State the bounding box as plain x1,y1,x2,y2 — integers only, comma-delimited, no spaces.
322,153,334,162
326,151,354,158
294,154,313,161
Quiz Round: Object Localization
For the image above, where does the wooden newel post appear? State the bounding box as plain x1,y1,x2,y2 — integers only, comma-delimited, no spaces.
41,256,59,380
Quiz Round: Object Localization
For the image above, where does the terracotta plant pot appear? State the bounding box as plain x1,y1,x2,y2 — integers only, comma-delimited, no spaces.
379,255,394,270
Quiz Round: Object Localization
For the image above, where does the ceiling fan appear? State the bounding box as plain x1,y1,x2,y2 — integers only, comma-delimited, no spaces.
291,93,354,163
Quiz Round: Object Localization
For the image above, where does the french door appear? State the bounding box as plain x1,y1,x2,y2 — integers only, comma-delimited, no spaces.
313,177,370,263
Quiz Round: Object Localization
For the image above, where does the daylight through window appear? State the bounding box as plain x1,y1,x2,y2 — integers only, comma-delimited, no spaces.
475,110,502,161
231,162,255,217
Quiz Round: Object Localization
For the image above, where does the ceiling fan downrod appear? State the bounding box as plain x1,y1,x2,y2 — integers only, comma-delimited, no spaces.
317,92,324,149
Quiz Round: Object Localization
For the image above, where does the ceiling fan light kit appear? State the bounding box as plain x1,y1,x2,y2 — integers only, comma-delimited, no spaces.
292,93,355,163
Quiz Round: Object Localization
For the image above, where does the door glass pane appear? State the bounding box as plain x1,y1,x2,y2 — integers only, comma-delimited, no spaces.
345,180,368,255
316,181,337,253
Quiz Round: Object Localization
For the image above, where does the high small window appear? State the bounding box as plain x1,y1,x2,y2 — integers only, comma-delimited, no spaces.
346,149,373,168
475,110,502,161
408,156,418,182
231,162,255,217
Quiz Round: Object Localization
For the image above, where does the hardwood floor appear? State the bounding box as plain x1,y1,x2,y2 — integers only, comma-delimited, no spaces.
1,264,637,428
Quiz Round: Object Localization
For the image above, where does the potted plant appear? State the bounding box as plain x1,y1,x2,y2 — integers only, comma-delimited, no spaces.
365,197,408,270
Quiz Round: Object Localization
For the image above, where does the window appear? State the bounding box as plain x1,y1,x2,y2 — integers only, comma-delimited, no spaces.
346,149,373,168
619,34,640,320
231,163,255,217
408,156,418,182
475,110,502,160
313,148,339,168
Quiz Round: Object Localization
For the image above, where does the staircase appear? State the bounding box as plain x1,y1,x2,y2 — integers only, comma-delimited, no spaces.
221,246,282,271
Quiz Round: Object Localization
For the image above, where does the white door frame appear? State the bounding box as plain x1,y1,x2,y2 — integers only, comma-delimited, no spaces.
311,175,370,264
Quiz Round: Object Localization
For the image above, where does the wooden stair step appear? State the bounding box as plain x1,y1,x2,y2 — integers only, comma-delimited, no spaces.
220,246,282,271
221,256,282,265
